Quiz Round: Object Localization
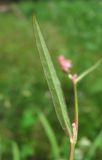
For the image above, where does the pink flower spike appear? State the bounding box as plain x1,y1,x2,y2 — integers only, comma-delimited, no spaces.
69,74,77,84
58,55,72,73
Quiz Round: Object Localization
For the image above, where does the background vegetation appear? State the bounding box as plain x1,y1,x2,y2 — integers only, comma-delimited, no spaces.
0,0,102,159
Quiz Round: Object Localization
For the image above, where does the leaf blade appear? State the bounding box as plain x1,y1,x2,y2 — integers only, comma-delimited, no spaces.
12,141,20,160
33,17,72,137
39,112,60,159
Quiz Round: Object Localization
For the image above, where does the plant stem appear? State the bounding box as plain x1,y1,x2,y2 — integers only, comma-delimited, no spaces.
69,142,75,160
69,83,78,160
73,83,78,137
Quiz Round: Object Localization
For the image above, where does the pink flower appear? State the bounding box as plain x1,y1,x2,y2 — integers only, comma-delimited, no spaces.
69,74,77,83
58,55,72,72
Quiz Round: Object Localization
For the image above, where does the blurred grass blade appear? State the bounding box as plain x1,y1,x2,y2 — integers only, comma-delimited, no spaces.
12,141,20,160
76,59,102,83
0,137,2,160
39,112,60,159
85,130,102,160
33,17,72,137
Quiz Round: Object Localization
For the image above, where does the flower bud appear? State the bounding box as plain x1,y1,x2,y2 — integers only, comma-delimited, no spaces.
72,122,77,143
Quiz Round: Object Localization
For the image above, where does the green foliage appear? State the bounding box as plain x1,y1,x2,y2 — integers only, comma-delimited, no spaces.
12,141,20,160
39,112,60,159
0,1,102,160
85,130,102,160
33,17,72,136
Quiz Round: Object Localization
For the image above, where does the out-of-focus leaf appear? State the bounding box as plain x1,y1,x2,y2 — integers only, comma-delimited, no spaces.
21,109,36,128
39,112,60,159
33,17,72,137
0,137,2,160
12,141,20,160
20,143,34,159
84,130,102,160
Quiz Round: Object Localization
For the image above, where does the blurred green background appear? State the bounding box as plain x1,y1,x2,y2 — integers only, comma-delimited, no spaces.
0,0,102,160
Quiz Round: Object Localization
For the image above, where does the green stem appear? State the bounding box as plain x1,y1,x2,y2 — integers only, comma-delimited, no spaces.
76,59,102,83
69,142,75,160
69,83,78,160
73,83,78,136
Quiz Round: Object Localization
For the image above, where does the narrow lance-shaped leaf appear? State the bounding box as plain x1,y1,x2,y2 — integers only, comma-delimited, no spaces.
39,112,60,159
33,17,72,137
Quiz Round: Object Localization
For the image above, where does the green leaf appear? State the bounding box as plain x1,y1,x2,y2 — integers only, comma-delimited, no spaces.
85,130,102,160
39,112,60,159
12,141,20,160
33,17,72,137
